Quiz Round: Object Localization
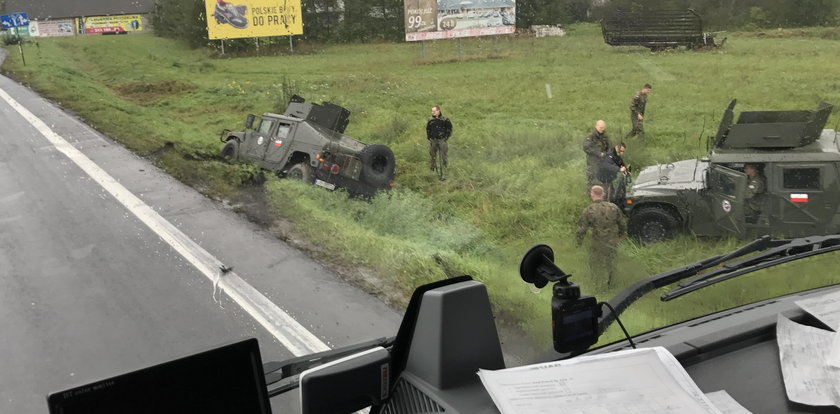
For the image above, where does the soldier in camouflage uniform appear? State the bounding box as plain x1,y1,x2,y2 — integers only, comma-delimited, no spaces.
744,164,766,217
576,185,627,286
625,84,652,139
598,142,628,204
582,120,611,192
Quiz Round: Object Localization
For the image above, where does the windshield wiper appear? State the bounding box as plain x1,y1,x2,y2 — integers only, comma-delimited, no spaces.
661,234,840,301
597,235,778,332
599,235,840,333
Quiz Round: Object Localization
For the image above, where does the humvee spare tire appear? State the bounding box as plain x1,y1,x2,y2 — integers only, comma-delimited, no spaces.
359,144,395,187
287,162,313,183
220,140,239,160
629,206,679,244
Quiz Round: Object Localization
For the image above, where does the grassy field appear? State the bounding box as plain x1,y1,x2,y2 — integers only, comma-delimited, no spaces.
4,24,840,350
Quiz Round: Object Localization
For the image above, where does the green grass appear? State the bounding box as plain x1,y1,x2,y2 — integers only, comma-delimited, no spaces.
5,24,840,348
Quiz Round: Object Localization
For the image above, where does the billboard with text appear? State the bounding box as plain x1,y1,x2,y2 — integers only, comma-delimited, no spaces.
76,15,143,34
404,0,515,41
205,0,303,40
29,20,75,37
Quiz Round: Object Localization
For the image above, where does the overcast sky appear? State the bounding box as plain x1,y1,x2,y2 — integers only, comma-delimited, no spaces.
6,0,154,20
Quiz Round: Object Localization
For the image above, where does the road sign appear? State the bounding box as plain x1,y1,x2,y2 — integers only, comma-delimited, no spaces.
1,12,30,29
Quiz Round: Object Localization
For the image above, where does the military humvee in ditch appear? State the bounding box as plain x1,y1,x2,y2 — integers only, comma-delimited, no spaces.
625,100,837,244
219,96,396,197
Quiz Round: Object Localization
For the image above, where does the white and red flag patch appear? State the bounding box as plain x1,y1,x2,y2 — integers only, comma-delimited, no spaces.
790,193,809,203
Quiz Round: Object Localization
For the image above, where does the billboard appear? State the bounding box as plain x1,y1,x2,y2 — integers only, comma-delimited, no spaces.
404,0,515,41
76,15,143,34
28,20,76,37
205,0,303,40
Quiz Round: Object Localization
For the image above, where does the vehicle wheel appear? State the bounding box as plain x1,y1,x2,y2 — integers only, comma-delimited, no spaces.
629,206,679,244
220,140,239,160
286,162,313,183
359,144,395,187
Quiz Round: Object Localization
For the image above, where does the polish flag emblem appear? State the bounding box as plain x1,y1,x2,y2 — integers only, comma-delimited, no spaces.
790,193,809,203
274,140,283,147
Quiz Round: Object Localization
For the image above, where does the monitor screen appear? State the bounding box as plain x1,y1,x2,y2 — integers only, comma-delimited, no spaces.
47,338,272,414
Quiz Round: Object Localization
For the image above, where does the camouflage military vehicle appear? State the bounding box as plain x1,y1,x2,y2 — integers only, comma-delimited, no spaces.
219,96,396,197
625,100,837,243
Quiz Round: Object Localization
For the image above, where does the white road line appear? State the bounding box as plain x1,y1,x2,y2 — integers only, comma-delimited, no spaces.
0,87,330,356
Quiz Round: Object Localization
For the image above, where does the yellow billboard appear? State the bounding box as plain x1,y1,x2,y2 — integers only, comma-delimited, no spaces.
205,0,303,40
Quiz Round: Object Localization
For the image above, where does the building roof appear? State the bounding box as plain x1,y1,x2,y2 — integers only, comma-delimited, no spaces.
437,0,515,10
5,0,153,20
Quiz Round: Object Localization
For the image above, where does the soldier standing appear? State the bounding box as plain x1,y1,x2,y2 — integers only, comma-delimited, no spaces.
576,185,627,286
598,142,628,204
744,164,766,218
625,84,652,139
582,120,611,192
426,105,453,180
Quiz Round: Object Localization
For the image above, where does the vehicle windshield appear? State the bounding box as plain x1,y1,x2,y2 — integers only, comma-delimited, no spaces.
1,1,839,413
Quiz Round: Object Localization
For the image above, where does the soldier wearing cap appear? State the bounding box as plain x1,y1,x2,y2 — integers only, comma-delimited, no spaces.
626,84,652,139
576,185,627,286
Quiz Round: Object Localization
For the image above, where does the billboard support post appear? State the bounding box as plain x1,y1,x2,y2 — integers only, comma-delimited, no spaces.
421,41,426,60
255,37,259,55
221,40,225,55
289,36,293,53
18,39,26,66
457,38,463,57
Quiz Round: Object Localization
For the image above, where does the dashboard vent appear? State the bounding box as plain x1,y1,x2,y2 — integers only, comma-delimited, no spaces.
380,378,445,413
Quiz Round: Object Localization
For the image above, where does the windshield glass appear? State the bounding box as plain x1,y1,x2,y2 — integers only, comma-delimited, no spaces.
2,1,839,412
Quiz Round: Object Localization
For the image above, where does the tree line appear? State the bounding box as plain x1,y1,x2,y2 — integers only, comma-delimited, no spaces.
151,0,840,47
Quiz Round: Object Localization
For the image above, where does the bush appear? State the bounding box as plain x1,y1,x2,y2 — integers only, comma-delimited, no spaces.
2,33,21,45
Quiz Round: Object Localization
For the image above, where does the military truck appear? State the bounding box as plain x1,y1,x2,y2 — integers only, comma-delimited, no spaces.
625,100,837,244
219,96,396,197
601,9,719,51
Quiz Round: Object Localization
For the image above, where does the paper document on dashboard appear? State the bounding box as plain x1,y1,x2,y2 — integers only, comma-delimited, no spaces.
704,390,752,414
831,327,840,368
795,289,840,331
776,315,840,408
478,347,721,414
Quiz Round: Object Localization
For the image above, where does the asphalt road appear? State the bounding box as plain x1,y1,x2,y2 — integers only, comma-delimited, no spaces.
0,64,401,412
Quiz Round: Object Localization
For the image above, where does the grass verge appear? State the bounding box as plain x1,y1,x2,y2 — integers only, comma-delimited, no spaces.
4,25,840,350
